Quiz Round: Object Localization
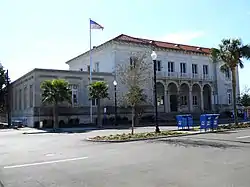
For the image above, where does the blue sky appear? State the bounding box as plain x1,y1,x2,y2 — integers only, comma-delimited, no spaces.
0,0,250,90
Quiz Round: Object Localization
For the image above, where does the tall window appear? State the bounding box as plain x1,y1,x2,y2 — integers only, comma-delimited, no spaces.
23,87,27,109
92,99,98,106
29,85,33,107
19,89,22,110
180,63,186,73
225,68,230,79
192,95,198,105
156,60,161,71
228,93,231,105
180,95,187,105
94,62,100,72
192,64,198,74
130,57,136,69
71,85,78,107
15,89,18,110
203,65,208,75
168,62,174,72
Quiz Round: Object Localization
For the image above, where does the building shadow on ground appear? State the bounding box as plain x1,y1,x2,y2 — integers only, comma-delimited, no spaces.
149,138,241,149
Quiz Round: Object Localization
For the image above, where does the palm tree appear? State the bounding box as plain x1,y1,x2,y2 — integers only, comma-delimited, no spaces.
41,79,72,130
211,38,250,125
88,81,109,127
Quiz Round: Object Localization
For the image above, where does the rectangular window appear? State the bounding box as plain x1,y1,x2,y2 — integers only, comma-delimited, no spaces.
192,95,198,106
168,62,174,72
15,90,18,110
156,60,161,71
180,63,186,73
72,91,78,106
130,57,136,69
157,96,164,106
29,85,33,107
92,99,98,106
19,89,22,110
192,64,198,74
228,93,231,105
71,85,78,107
23,87,27,109
203,65,208,75
180,96,187,105
94,62,100,72
225,68,230,79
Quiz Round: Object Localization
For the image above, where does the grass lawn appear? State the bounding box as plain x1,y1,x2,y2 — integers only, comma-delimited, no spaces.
90,130,186,141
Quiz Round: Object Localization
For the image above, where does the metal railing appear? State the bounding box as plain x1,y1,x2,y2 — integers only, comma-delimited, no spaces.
156,71,213,81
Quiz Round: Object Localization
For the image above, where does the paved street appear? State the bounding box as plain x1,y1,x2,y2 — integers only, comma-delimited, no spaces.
1,128,250,186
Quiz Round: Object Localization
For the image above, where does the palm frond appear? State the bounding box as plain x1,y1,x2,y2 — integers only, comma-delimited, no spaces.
239,60,244,69
41,79,71,105
241,44,250,60
88,81,109,100
210,48,221,62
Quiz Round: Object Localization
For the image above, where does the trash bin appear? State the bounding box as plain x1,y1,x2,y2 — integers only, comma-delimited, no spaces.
200,114,207,130
176,114,193,130
210,114,220,130
200,114,219,131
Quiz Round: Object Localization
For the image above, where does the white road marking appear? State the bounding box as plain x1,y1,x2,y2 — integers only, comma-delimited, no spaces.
237,135,250,139
4,156,88,169
45,153,55,157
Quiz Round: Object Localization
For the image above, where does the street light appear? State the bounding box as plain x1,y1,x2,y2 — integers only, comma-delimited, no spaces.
113,80,118,126
151,51,160,133
0,63,11,128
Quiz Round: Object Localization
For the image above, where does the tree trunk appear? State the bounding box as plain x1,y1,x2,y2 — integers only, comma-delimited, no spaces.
97,99,102,128
231,67,238,126
213,61,218,112
53,104,59,131
131,107,135,135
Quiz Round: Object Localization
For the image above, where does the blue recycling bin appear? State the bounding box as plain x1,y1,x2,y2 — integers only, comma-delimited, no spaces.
176,114,193,130
210,114,220,129
200,114,220,131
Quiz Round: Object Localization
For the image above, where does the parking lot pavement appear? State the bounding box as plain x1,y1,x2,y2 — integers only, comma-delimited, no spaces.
1,128,250,186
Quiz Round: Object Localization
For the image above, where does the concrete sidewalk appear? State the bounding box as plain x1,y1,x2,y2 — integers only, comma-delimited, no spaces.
21,126,178,135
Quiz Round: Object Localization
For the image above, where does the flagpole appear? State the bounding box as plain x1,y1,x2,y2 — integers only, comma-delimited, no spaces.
89,18,93,123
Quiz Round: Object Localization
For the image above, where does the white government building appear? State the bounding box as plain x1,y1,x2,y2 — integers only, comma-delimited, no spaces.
10,34,239,127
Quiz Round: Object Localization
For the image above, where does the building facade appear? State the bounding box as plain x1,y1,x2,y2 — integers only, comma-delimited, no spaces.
10,69,114,126
10,34,241,127
66,34,240,113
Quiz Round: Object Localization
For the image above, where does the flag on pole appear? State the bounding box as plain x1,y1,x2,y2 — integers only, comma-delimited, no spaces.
89,19,103,123
90,19,104,30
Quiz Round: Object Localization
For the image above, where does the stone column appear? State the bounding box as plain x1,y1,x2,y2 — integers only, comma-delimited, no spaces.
164,90,169,112
189,90,193,112
177,90,181,112
200,90,204,112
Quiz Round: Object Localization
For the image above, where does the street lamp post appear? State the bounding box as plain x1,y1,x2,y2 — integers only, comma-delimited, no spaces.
151,51,160,133
0,63,11,128
113,80,118,126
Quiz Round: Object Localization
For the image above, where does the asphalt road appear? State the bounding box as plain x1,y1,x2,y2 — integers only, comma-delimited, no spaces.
1,129,250,187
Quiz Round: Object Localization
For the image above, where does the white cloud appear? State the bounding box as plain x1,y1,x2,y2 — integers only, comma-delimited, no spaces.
160,31,205,44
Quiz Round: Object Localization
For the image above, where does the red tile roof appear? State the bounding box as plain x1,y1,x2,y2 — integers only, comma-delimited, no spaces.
114,34,211,55
65,34,211,64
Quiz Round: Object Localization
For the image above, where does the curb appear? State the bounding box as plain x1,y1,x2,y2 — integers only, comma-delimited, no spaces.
85,127,250,143
85,132,204,143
